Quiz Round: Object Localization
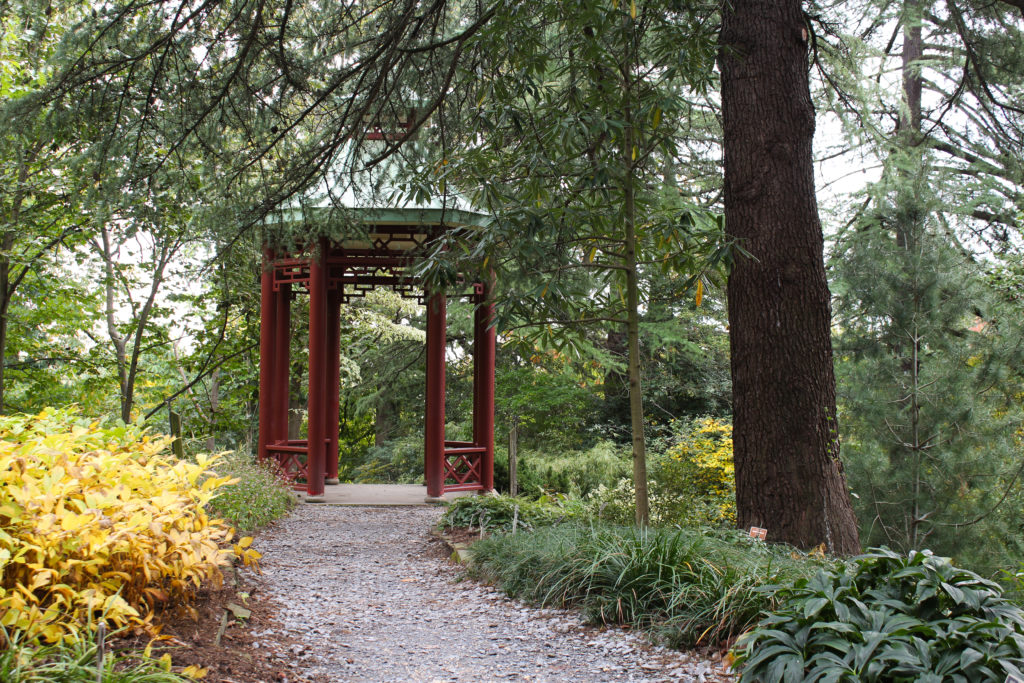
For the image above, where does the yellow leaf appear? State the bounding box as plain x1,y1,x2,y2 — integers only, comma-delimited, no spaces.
181,665,208,680
652,107,661,128
695,280,704,307
632,145,638,161
588,247,597,263
630,0,637,18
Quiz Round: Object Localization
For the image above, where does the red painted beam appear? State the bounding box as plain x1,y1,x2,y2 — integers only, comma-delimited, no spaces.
326,288,342,483
478,278,496,492
257,249,277,464
306,240,328,498
272,283,292,445
424,290,447,500
472,285,483,459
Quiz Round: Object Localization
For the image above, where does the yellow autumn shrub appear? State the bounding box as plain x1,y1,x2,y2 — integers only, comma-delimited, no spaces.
651,417,735,526
0,407,259,644
586,418,736,527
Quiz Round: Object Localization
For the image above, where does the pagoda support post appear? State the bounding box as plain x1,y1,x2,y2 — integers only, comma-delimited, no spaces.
305,240,328,500
257,249,277,463
325,288,341,484
424,290,447,502
271,282,291,444
473,280,496,492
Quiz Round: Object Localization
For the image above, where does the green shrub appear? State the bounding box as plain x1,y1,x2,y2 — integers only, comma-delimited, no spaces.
733,547,1024,682
515,440,631,497
441,493,583,533
352,436,424,484
585,476,730,528
470,524,822,647
206,451,296,534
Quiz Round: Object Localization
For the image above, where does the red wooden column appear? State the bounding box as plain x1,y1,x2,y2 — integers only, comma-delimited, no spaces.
325,288,342,484
257,249,277,463
473,280,496,492
424,290,447,502
472,287,483,446
271,282,291,445
305,240,328,500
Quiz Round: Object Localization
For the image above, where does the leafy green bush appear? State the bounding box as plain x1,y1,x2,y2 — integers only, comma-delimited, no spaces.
733,547,1024,682
470,524,822,647
514,440,631,497
353,435,424,484
206,451,296,534
441,493,583,533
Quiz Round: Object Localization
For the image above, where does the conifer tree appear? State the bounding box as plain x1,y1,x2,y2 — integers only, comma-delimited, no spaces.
833,154,1024,570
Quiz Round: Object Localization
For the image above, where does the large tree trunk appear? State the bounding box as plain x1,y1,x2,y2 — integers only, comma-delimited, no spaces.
719,0,861,554
374,397,401,445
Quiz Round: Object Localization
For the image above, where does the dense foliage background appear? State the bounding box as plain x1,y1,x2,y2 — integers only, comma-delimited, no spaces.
0,0,1021,573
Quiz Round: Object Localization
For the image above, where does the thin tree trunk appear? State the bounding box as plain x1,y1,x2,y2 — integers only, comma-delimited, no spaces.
99,226,131,419
623,117,649,527
508,416,518,497
289,366,303,440
0,147,34,414
901,0,924,138
207,368,220,452
719,0,861,553
97,227,178,422
0,231,14,415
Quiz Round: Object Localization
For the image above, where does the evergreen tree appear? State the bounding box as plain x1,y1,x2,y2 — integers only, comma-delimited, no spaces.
833,154,1024,571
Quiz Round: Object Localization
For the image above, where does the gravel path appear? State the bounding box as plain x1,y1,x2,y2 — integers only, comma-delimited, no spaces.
252,505,735,682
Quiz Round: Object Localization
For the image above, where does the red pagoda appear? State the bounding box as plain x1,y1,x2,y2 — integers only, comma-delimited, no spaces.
256,137,494,502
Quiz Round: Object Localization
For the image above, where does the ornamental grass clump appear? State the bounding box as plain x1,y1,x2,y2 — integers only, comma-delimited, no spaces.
469,524,821,647
0,408,261,644
733,547,1024,682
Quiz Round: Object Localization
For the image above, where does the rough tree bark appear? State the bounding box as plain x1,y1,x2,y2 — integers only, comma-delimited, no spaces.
719,0,861,554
